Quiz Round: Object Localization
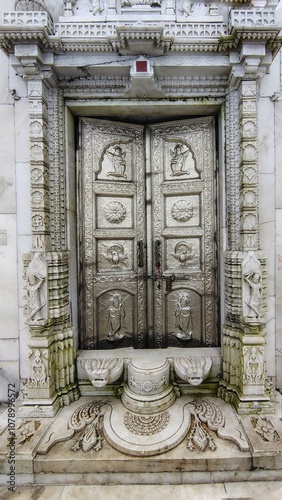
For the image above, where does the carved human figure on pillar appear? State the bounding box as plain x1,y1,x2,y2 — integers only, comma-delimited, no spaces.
244,270,262,320
174,292,193,340
26,254,47,322
107,293,126,341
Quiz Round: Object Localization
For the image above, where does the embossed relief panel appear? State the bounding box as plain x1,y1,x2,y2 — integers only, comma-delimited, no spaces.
149,118,217,347
79,119,146,349
79,117,218,349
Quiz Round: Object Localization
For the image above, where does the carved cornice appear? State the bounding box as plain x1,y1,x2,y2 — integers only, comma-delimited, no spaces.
109,23,173,55
1,7,280,58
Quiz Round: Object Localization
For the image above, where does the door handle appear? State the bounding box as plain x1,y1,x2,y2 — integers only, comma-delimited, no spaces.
165,274,175,292
154,239,161,271
137,240,144,268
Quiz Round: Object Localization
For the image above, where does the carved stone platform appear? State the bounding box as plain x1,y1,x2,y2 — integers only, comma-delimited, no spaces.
1,393,282,485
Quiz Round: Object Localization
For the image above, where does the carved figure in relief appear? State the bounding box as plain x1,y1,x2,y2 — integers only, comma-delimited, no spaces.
169,143,194,176
174,292,193,340
171,242,194,267
107,293,126,341
90,0,104,15
26,254,46,322
106,145,127,178
100,243,128,269
181,0,192,16
244,270,262,319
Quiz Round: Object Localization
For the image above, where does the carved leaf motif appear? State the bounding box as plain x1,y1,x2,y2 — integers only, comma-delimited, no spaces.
187,414,216,452
189,400,224,431
68,401,107,453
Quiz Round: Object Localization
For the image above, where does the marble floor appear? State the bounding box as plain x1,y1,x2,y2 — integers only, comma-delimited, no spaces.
0,482,282,500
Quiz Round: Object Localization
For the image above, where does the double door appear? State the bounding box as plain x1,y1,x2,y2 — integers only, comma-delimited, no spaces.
79,117,218,349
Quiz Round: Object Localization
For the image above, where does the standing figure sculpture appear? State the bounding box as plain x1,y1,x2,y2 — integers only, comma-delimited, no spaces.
107,293,126,341
26,254,46,322
244,271,263,319
174,292,193,340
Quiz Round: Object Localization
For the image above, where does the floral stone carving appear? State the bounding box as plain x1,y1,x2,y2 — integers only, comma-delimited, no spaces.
186,400,224,451
85,358,124,388
104,201,127,224
174,356,212,386
69,401,107,452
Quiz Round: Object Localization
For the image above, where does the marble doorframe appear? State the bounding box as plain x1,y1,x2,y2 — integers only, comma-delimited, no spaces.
18,77,272,417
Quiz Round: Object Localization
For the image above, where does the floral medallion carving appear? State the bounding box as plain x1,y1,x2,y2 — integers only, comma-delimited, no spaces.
171,200,194,223
104,201,127,224
17,419,41,445
124,411,170,436
250,416,280,443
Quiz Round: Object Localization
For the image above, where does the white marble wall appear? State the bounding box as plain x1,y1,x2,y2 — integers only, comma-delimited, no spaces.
0,47,19,401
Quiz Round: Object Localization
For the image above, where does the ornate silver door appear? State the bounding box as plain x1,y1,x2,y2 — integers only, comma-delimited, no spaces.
79,117,218,349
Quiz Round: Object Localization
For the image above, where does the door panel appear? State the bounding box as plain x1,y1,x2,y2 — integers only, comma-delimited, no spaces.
149,118,217,347
79,117,218,349
79,119,146,349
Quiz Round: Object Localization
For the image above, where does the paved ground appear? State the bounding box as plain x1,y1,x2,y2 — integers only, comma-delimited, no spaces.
0,482,282,500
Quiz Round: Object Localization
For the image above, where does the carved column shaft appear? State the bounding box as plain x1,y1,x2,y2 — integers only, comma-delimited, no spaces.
20,67,79,417
28,77,51,253
225,88,241,250
239,79,259,251
220,74,270,413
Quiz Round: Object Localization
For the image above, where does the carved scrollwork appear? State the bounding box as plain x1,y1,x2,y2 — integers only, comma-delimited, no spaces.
68,401,107,452
28,348,48,388
129,375,167,393
186,400,224,452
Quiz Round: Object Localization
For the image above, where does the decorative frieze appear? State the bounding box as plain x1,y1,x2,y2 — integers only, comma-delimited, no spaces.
229,8,276,28
48,88,66,252
225,89,241,250
3,11,54,33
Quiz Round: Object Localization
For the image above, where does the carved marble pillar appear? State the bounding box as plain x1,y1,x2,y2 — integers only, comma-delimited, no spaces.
19,65,79,417
219,73,271,413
